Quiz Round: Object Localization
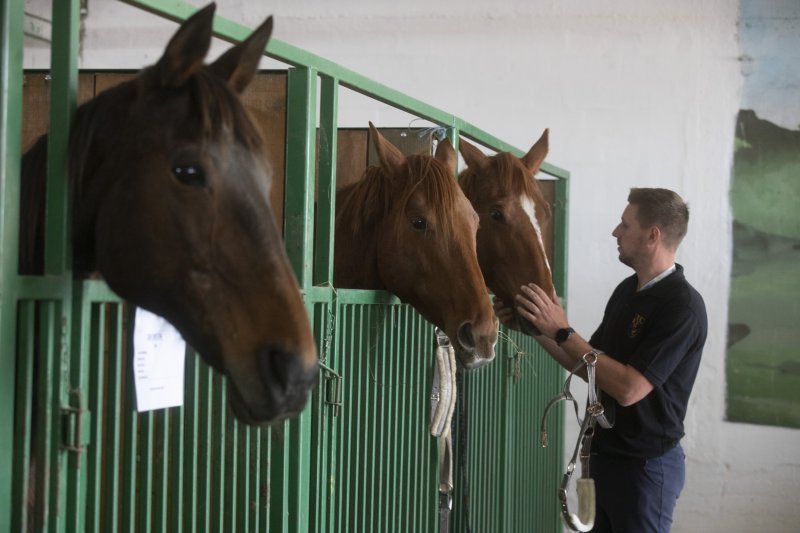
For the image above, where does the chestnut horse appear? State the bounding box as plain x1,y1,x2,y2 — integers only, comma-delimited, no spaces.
334,123,498,368
19,4,317,425
458,129,554,335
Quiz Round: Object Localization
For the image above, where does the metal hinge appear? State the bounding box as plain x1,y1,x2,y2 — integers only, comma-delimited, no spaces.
61,390,91,465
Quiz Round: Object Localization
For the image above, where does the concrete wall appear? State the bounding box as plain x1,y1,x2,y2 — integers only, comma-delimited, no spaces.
23,1,800,531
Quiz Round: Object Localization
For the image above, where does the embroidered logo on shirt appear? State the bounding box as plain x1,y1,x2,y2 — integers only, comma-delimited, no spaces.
629,313,645,338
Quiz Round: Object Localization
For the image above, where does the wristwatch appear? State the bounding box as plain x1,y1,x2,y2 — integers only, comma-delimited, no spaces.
555,327,575,346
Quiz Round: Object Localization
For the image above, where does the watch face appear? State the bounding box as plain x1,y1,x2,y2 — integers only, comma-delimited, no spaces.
556,328,573,344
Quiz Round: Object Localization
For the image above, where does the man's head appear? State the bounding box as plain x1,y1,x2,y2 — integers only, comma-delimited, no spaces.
627,188,689,249
612,188,689,268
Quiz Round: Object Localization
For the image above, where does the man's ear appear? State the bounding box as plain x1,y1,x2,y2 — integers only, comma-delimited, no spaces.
649,225,661,244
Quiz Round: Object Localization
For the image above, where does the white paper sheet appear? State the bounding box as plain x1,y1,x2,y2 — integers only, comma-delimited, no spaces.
133,308,186,412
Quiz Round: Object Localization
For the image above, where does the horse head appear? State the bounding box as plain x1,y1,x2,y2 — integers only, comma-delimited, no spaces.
63,4,317,424
334,123,498,368
458,129,554,336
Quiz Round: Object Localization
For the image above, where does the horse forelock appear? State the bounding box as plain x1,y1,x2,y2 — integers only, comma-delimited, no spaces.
402,155,467,245
337,155,470,248
189,70,264,151
460,152,550,219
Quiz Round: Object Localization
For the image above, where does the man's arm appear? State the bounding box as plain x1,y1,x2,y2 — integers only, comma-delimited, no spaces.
515,283,653,406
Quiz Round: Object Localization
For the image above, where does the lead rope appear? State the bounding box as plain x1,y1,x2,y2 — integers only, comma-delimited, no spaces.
540,349,613,532
430,328,458,532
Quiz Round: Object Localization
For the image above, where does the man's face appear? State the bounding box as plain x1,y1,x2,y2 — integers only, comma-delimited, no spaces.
611,203,649,268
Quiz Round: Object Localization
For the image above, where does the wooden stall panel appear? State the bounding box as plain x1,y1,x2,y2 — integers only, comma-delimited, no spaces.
22,72,95,152
239,72,288,226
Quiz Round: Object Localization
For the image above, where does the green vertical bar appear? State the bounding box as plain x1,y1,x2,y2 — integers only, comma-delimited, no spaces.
167,405,183,532
284,66,318,288
11,301,34,532
283,350,314,532
310,305,326,533
137,412,154,532
236,424,250,532
354,306,368,533
250,428,262,531
151,409,169,532
102,305,123,530
554,175,570,299
259,427,271,532
86,301,106,532
45,0,79,276
181,351,199,533
212,377,226,533
0,0,24,528
65,282,92,533
33,302,56,532
46,3,79,531
280,66,316,533
223,412,237,532
554,174,569,528
196,362,213,533
499,359,511,533
314,75,338,285
121,307,139,532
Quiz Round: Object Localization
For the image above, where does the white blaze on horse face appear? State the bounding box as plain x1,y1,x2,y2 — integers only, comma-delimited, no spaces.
519,194,552,274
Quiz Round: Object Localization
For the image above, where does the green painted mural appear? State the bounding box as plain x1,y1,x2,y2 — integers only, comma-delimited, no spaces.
726,0,800,429
727,110,800,428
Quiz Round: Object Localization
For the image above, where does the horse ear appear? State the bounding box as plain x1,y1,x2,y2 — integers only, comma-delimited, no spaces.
153,3,216,88
521,128,549,174
369,122,405,175
435,138,458,175
458,137,490,173
209,16,273,93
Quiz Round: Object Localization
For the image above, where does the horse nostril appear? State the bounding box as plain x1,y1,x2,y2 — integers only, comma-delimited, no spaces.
457,322,476,352
257,344,305,394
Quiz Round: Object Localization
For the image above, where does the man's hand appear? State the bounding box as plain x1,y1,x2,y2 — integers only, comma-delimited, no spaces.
515,283,569,340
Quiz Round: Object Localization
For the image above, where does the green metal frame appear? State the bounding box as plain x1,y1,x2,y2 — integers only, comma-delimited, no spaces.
0,0,571,531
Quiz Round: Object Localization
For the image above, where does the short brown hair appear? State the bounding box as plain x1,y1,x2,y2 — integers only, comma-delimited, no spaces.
628,188,689,249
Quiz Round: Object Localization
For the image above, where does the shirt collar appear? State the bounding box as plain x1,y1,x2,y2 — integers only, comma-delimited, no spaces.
638,264,677,291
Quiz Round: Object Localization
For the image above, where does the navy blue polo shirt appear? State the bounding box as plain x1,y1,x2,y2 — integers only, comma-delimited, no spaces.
589,264,707,459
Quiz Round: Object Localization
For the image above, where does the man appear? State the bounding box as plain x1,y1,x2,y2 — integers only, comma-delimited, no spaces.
496,188,707,532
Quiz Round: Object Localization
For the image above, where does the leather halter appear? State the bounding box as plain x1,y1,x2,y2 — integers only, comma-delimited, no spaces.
540,349,613,532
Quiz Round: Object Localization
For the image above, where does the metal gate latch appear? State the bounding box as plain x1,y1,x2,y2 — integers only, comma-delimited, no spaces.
319,362,343,417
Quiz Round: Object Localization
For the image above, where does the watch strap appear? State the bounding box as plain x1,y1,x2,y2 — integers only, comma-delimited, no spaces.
555,327,575,346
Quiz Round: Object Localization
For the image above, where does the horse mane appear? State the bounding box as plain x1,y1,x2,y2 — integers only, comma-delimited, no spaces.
459,152,551,219
336,154,464,244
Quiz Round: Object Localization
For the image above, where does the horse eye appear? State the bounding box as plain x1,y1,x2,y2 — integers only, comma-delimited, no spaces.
172,164,207,187
489,208,504,222
410,216,427,231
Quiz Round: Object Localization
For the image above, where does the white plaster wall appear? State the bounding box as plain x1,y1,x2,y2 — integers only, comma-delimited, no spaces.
23,1,800,531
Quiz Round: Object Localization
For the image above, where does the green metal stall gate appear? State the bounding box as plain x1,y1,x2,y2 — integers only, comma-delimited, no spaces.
0,0,570,531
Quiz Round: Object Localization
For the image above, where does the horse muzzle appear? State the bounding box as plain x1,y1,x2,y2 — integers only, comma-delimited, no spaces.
227,344,319,425
453,320,497,370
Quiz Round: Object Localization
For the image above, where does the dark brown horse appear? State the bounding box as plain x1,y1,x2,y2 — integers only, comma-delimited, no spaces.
20,4,317,425
458,129,554,335
334,123,498,368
